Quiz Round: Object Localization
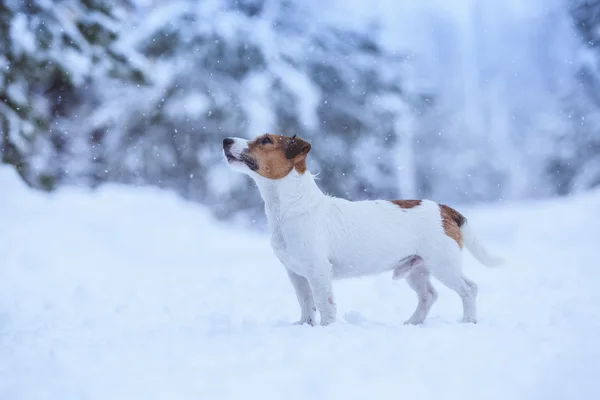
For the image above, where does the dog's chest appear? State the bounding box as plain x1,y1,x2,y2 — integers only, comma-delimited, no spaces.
270,225,287,258
269,219,314,272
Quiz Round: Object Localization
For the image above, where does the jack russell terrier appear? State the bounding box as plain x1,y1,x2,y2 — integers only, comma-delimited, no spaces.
223,133,503,326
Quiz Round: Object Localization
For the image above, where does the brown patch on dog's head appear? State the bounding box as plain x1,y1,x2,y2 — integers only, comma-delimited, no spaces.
244,133,311,179
390,200,422,209
439,204,467,248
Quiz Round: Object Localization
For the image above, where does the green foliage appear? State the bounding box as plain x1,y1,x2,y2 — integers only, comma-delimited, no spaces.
68,0,420,223
0,0,145,189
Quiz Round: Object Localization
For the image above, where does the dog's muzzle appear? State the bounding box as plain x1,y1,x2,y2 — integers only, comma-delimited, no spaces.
223,138,238,162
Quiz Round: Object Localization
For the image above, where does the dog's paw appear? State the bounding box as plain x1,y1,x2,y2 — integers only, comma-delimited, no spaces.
319,315,336,326
403,317,424,325
293,317,315,326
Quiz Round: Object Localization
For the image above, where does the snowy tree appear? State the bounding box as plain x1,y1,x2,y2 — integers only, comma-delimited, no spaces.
64,0,423,223
4,0,600,225
0,0,145,189
565,0,600,192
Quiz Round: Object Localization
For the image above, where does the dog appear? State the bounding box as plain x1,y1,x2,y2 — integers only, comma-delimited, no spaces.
223,133,503,326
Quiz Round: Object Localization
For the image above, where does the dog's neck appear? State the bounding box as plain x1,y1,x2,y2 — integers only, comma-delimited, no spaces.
255,169,324,229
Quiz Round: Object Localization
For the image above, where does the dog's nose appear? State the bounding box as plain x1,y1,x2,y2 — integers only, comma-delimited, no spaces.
223,138,234,149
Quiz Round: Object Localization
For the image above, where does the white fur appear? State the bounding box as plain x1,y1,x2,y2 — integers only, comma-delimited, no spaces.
224,137,503,325
461,223,504,267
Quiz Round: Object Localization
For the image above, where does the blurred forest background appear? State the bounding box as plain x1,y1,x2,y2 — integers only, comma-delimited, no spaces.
2,0,600,225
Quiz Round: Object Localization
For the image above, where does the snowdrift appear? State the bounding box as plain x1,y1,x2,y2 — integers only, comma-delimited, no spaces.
1,166,598,400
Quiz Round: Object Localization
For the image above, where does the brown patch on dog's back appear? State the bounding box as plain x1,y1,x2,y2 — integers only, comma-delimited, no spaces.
390,200,422,209
245,134,311,179
440,204,466,248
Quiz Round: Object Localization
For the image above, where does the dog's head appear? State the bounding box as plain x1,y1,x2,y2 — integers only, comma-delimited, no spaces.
222,133,311,179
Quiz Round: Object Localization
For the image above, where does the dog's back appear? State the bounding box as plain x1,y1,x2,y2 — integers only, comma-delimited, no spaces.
321,198,446,279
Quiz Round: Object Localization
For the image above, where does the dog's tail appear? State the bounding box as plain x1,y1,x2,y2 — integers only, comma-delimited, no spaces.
461,222,504,268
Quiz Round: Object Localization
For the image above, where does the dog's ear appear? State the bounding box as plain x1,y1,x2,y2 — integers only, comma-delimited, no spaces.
285,135,311,160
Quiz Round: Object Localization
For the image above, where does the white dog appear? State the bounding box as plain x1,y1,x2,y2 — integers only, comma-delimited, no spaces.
223,133,503,326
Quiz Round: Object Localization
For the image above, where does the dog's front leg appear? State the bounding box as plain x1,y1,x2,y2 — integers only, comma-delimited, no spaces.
306,263,336,326
286,270,316,325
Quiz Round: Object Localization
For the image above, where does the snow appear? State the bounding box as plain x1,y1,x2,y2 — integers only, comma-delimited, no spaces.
9,14,36,56
240,72,276,136
1,165,599,400
166,92,210,119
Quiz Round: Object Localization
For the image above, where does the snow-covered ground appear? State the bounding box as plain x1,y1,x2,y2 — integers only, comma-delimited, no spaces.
1,165,599,400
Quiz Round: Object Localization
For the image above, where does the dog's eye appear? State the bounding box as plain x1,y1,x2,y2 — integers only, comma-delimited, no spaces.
261,136,273,145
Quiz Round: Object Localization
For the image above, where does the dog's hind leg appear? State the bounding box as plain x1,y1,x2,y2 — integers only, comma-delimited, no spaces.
429,257,478,323
404,265,438,325
392,255,423,280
